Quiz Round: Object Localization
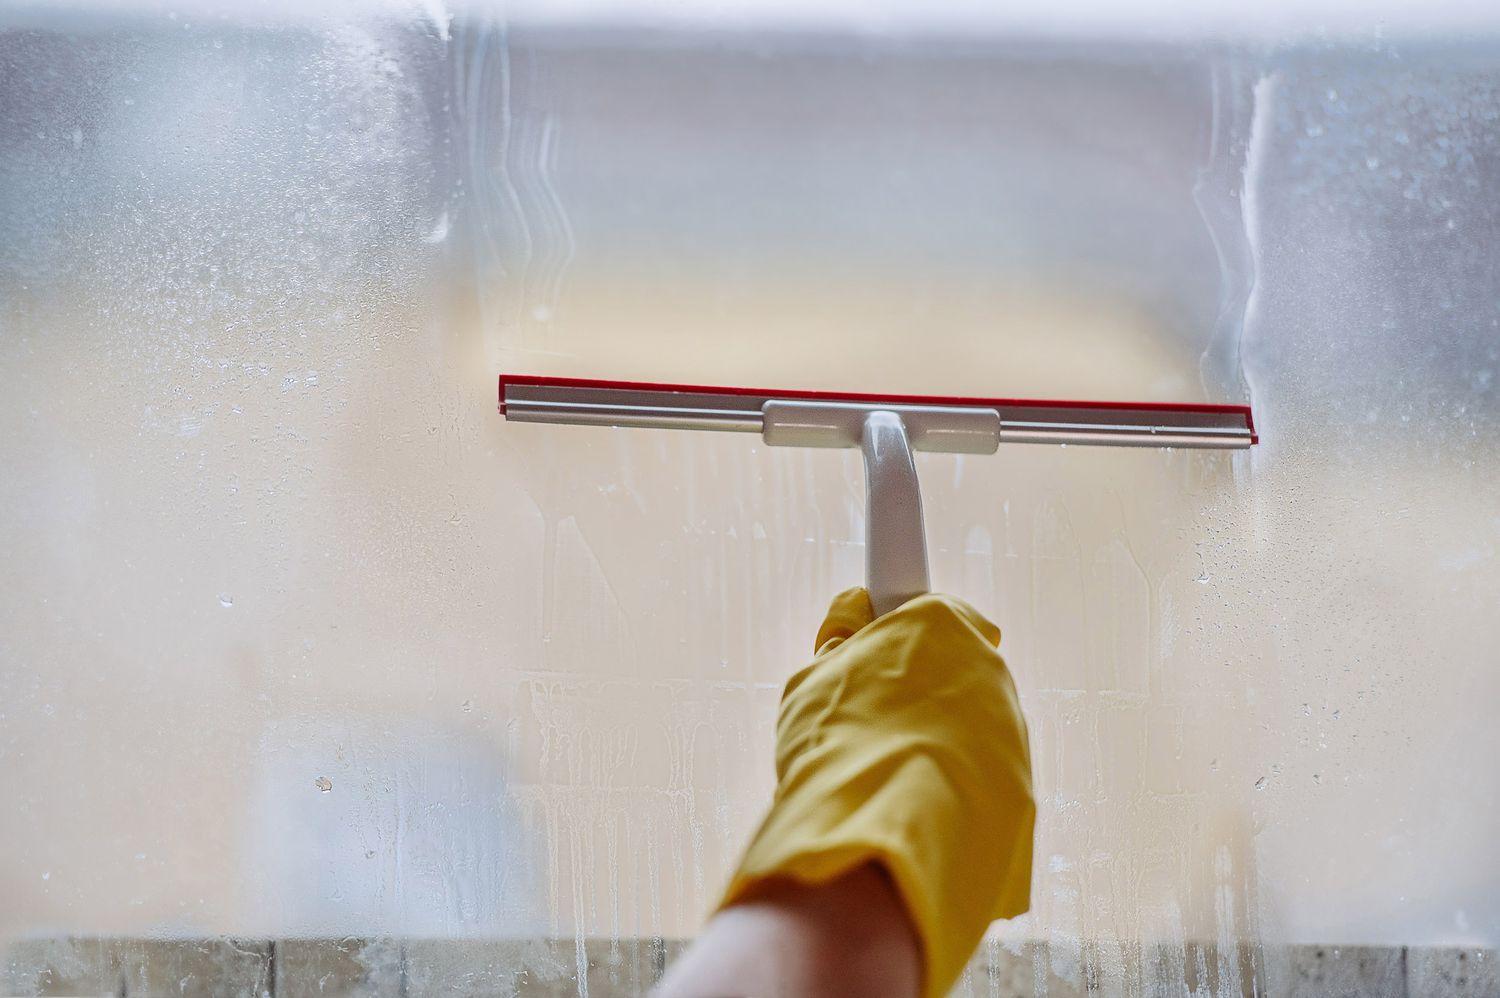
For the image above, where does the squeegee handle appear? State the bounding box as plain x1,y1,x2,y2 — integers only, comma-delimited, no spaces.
861,411,929,617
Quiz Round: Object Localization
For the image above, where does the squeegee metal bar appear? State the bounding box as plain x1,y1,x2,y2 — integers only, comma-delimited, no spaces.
503,398,763,433
499,375,1257,449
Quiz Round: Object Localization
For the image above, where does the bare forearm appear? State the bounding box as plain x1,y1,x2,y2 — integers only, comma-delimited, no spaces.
655,862,920,998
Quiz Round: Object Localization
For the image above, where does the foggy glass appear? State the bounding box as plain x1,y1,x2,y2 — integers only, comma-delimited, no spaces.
1,4,1496,994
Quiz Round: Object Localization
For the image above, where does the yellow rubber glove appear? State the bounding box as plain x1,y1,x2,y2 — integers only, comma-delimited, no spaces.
719,588,1035,998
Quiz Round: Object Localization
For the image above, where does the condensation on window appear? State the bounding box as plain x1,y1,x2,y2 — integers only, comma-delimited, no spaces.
1,3,1496,995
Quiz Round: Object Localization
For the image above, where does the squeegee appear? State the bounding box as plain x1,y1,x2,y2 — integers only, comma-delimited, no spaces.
499,374,1257,616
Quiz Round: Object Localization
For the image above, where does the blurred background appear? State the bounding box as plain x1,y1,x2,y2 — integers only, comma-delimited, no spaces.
1,0,1497,994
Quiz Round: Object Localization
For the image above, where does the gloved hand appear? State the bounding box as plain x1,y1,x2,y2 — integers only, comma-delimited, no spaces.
718,588,1035,998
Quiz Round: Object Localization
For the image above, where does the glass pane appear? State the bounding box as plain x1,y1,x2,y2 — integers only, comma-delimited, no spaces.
2,3,1495,995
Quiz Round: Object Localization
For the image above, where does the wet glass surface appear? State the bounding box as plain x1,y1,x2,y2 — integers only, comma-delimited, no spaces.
1,4,1497,993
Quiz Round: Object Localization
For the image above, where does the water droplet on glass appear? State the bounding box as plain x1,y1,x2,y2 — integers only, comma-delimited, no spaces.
1254,776,1268,790
1313,773,1322,785
218,593,234,608
41,871,50,881
365,850,376,859
315,776,333,793
461,699,473,713
1332,709,1341,720
1305,123,1324,138
1302,703,1311,716
1194,570,1210,584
